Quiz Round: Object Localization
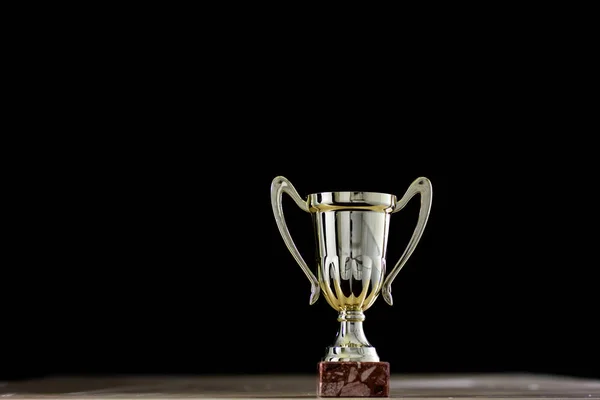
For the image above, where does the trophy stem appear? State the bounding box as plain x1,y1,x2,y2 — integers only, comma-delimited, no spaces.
336,310,371,347
323,310,380,362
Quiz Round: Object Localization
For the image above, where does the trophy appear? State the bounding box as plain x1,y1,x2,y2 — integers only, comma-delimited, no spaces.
271,176,432,397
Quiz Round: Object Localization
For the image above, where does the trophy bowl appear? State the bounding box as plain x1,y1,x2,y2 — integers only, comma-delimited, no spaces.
309,191,396,362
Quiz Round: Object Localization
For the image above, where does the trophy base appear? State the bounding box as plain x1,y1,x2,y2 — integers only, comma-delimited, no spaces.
317,361,390,397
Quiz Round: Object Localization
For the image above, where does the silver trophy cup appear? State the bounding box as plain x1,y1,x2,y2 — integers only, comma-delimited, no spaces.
271,176,432,362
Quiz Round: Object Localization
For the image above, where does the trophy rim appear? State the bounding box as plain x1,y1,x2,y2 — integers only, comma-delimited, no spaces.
307,191,396,213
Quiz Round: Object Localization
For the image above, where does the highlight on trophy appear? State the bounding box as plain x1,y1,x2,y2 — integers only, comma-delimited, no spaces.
271,176,432,397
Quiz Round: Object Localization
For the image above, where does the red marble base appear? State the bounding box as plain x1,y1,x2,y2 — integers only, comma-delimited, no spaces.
317,361,390,397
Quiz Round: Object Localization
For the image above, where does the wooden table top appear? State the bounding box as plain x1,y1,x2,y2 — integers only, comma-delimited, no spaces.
1,373,599,399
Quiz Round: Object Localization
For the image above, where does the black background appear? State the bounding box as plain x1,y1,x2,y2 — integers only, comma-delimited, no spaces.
2,16,598,382
4,138,598,381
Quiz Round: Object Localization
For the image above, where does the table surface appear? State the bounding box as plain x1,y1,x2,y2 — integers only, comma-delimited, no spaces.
1,374,600,399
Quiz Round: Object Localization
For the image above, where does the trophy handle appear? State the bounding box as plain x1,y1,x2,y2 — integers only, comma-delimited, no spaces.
271,176,320,305
381,177,432,306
